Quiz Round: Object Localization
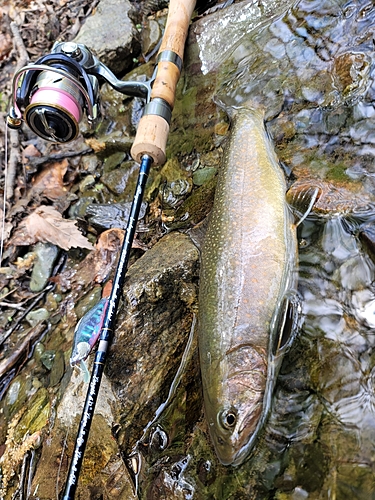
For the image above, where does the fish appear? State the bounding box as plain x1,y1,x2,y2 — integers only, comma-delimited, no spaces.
70,297,109,382
198,103,299,466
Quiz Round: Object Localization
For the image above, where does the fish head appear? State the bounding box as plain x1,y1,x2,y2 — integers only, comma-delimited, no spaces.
204,345,268,466
70,341,91,367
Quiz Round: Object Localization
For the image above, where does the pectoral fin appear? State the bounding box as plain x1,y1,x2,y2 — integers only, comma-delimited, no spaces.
272,294,301,357
287,184,321,226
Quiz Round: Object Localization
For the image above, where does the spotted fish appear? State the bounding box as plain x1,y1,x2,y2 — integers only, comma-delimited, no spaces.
198,103,299,466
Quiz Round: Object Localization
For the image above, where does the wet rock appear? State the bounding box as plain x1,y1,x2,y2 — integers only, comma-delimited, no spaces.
142,19,161,57
81,154,100,174
25,308,50,327
86,202,147,231
169,173,217,230
103,152,127,173
107,231,200,449
159,157,193,208
14,388,50,441
192,166,217,186
0,411,42,498
94,62,154,143
40,350,56,371
286,179,372,215
163,179,192,208
74,0,141,74
4,377,30,418
74,286,103,319
69,196,96,219
146,455,195,499
330,51,371,106
31,370,136,499
358,224,375,264
101,162,139,195
49,350,65,387
79,174,96,192
30,242,59,292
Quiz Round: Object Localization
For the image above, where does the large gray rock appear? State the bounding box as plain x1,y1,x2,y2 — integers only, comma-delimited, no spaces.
75,0,141,73
107,231,200,449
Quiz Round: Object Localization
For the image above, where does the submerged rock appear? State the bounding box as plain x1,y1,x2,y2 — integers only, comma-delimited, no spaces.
30,242,59,292
86,202,148,231
31,370,137,499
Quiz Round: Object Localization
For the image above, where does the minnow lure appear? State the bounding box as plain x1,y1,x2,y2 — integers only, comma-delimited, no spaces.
70,297,109,382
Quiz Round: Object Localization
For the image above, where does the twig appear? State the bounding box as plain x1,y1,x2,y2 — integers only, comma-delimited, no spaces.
24,147,93,167
0,284,53,346
6,129,19,200
0,301,25,310
10,21,29,67
5,22,29,200
0,322,47,379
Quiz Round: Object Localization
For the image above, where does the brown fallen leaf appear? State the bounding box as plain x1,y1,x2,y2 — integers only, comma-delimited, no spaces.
8,205,93,251
31,159,69,200
0,31,12,61
51,228,148,290
22,144,41,164
85,137,106,153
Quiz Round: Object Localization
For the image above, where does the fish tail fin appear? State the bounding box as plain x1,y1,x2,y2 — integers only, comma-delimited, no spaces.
80,360,90,383
214,95,265,119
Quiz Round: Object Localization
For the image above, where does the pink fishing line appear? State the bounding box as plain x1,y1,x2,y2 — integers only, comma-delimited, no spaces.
30,87,82,122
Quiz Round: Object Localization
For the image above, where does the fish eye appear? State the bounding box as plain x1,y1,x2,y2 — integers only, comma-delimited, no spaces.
219,409,237,430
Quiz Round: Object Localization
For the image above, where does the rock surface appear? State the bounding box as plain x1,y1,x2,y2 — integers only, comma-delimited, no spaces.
107,231,200,448
75,0,141,73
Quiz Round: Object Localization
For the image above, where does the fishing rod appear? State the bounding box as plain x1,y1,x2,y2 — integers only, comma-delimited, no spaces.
7,0,196,497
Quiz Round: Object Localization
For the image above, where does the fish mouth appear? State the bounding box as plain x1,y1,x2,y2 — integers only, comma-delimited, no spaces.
211,426,260,466
204,345,269,466
209,399,264,466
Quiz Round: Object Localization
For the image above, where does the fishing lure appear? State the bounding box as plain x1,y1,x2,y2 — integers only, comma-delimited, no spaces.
70,296,109,382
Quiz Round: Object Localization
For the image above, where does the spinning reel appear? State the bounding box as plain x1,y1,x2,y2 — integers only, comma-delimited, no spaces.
7,41,152,143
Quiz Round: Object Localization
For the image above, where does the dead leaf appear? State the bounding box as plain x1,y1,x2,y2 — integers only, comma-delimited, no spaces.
96,228,124,251
96,228,148,252
31,159,69,200
22,144,41,164
85,138,106,153
51,227,146,291
0,32,12,61
8,205,93,251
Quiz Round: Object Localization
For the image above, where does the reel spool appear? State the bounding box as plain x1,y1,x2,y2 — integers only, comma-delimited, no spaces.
25,70,85,142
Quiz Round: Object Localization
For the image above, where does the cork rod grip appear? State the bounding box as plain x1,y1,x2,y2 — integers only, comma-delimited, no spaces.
131,0,196,166
151,0,196,106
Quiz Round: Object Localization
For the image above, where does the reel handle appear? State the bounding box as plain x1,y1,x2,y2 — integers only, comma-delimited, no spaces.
131,0,196,166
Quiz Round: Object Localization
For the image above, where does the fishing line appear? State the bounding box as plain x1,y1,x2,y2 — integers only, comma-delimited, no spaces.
1,121,9,268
